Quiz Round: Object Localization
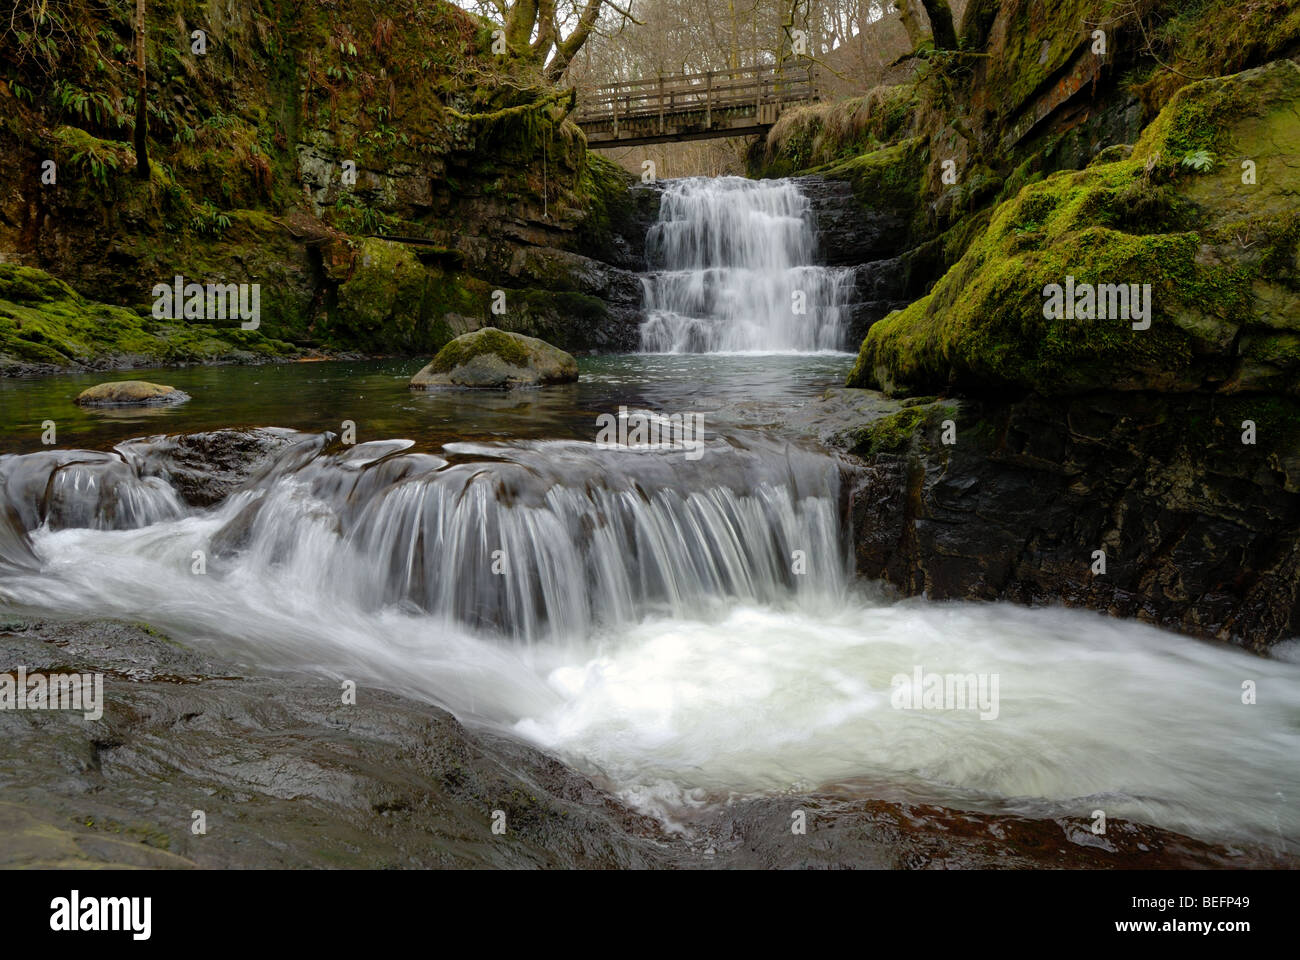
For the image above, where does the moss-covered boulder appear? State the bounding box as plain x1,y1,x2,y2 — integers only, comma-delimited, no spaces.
409,327,578,390
75,381,189,406
848,60,1300,398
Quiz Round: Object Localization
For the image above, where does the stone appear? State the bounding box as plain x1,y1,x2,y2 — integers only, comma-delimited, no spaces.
74,381,189,406
409,327,578,390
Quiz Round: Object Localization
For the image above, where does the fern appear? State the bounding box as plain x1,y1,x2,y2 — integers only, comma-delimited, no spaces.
1180,149,1216,173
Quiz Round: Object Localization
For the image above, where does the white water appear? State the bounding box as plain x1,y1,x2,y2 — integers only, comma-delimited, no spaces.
2,436,1298,852
640,177,855,353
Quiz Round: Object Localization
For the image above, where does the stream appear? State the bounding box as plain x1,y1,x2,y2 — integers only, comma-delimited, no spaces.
1,177,1297,856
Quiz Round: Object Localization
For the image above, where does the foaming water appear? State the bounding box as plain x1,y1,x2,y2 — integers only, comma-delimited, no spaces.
641,177,855,352
519,602,1300,846
1,429,1297,852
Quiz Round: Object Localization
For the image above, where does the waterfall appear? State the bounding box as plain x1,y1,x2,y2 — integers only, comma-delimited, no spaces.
4,427,1299,849
0,432,849,645
640,177,855,353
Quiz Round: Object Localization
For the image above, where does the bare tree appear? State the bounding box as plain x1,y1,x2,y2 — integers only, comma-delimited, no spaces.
480,0,642,80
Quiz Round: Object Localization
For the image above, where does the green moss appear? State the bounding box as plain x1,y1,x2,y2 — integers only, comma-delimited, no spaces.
574,153,639,254
0,263,295,371
756,85,920,177
1133,0,1300,112
429,327,532,372
849,63,1299,399
846,402,958,457
978,0,1095,122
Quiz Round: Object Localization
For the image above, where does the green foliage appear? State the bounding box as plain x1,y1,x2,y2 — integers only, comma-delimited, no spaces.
189,200,232,236
52,79,129,129
1180,149,1216,173
70,143,120,190
333,194,396,237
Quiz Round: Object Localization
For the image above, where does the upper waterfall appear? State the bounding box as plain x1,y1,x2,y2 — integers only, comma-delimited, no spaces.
639,177,855,353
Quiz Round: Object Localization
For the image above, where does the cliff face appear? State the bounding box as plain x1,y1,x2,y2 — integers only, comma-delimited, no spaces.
843,392,1300,652
761,1,1300,649
0,0,654,373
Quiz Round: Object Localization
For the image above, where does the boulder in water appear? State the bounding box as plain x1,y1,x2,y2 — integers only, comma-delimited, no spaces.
410,327,578,390
75,381,189,406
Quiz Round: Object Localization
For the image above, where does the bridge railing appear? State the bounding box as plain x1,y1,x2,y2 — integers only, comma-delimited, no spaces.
575,64,816,130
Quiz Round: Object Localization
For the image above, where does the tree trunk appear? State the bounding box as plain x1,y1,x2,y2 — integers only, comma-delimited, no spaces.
921,0,958,50
959,0,1001,51
505,0,538,51
133,0,149,179
894,0,927,51
544,0,602,81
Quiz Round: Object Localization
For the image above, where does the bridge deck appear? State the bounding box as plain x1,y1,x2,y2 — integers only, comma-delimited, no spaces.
575,65,817,148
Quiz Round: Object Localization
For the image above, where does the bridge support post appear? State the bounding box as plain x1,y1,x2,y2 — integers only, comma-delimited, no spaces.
705,71,712,129
658,73,665,134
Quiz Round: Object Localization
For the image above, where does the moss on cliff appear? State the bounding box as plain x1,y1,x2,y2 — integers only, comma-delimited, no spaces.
848,61,1300,399
1,0,618,368
757,85,920,177
0,264,295,372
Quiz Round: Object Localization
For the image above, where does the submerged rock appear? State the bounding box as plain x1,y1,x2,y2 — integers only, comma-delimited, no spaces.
114,428,314,507
409,327,578,390
74,380,190,406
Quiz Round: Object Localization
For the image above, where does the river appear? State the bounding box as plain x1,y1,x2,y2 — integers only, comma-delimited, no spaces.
1,177,1296,856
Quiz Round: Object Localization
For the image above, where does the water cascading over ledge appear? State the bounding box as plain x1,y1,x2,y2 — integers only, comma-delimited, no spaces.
640,177,856,353
0,432,850,645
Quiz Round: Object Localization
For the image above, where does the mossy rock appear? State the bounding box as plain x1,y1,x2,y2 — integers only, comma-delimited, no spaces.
848,61,1300,398
75,381,189,406
410,327,578,390
0,264,295,374
336,237,429,337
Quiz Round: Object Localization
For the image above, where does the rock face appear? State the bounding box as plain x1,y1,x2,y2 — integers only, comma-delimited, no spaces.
0,1,654,369
74,381,189,406
826,62,1300,651
410,328,578,390
838,395,1300,652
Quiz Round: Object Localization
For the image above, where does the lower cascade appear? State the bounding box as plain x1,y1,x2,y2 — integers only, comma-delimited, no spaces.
1,429,1298,850
640,177,855,353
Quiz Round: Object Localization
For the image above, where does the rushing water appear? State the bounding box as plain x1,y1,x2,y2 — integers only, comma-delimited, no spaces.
1,357,1298,852
640,177,855,352
2,178,1297,857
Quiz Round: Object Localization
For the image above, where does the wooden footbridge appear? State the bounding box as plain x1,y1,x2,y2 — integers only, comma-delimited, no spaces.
575,65,818,148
